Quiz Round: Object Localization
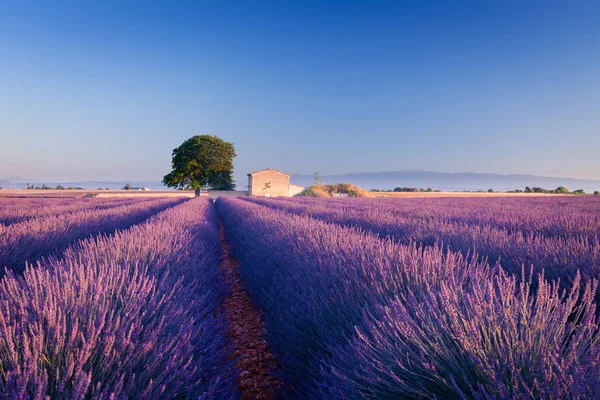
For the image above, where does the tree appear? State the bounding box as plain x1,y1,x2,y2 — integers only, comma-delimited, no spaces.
573,189,585,195
123,184,131,190
163,135,237,196
555,186,569,194
314,172,321,186
594,191,599,196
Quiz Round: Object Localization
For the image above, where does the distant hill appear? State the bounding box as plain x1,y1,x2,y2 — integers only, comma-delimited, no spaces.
289,170,600,193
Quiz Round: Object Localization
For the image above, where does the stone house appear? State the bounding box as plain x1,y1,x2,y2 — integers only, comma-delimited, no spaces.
247,168,304,197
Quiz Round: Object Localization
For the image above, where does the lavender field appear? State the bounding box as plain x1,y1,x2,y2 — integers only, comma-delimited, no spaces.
1,195,599,399
219,196,600,399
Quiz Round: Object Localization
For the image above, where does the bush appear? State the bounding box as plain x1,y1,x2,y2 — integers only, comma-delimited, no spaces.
393,187,419,192
298,186,332,197
595,191,599,196
555,186,569,194
298,183,367,197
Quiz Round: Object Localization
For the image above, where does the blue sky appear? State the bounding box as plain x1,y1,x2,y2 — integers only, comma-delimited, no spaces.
1,0,599,183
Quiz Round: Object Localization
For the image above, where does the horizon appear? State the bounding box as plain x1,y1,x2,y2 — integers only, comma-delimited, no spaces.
4,168,600,184
3,168,600,194
1,1,599,181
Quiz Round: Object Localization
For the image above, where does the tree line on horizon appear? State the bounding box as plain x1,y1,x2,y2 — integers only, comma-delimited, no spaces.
369,186,600,195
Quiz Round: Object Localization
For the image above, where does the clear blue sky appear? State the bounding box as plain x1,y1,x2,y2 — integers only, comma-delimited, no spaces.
1,0,599,182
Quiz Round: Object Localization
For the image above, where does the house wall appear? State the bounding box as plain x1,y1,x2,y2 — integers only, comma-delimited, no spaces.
249,170,290,196
289,184,305,197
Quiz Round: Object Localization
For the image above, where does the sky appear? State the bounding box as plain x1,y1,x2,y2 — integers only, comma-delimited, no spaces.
0,0,599,183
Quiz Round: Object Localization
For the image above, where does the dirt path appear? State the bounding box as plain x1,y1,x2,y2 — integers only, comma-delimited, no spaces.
217,219,280,399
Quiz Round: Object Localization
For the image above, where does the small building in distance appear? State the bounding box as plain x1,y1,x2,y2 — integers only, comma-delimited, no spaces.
247,168,304,197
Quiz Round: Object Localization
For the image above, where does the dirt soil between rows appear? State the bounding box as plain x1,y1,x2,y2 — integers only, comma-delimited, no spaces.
217,220,280,399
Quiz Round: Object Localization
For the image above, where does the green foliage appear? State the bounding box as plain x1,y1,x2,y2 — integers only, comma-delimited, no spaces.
554,186,569,194
163,135,237,194
573,189,585,195
123,184,131,190
488,189,494,193
299,183,367,198
393,187,419,192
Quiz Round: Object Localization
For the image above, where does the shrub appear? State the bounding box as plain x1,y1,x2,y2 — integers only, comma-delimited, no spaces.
298,183,367,197
555,186,569,194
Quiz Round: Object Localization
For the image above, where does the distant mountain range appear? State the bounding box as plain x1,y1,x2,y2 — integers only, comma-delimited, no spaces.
2,170,600,193
289,170,600,192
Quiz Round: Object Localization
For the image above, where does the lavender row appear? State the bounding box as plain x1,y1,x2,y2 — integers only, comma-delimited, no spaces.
0,197,184,275
244,196,600,288
0,198,237,399
260,196,600,239
217,197,600,399
0,197,155,226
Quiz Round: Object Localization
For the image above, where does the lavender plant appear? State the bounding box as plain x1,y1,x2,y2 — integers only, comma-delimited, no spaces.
216,197,600,399
0,198,237,399
0,197,156,226
0,197,184,275
243,196,600,291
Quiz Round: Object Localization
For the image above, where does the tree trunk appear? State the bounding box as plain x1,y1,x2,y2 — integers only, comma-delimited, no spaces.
195,188,200,197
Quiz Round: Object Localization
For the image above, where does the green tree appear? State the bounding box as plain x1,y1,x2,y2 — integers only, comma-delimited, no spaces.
594,191,599,196
163,135,237,196
123,184,131,190
554,186,569,194
573,189,585,195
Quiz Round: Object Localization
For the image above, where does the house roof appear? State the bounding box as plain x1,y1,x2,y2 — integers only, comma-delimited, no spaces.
247,167,291,177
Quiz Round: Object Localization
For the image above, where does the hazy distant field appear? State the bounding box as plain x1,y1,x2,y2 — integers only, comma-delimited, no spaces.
0,189,195,198
366,191,565,198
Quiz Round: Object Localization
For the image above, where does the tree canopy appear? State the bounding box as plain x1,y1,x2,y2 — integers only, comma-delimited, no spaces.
163,135,237,195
